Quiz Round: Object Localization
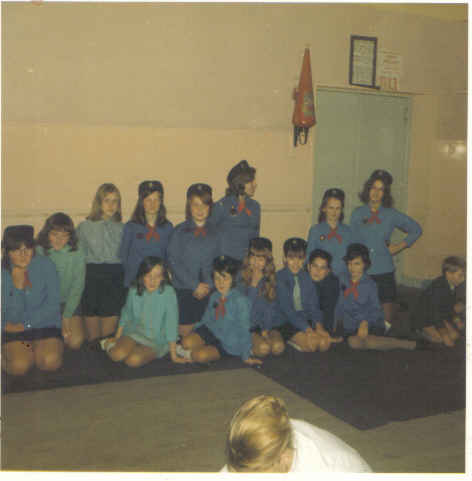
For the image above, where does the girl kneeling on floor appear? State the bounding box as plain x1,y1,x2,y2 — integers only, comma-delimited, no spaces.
334,243,428,351
103,256,191,366
238,237,284,357
181,256,262,365
36,212,86,351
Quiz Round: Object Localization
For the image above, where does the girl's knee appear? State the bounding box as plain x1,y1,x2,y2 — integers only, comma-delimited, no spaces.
271,341,285,356
108,345,128,362
7,358,34,376
37,352,63,372
66,334,84,351
253,341,270,358
318,337,330,352
124,354,145,368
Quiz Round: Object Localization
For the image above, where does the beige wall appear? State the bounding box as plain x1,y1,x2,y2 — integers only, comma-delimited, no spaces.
2,3,467,279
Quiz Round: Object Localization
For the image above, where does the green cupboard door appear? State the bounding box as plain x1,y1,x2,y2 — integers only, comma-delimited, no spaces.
313,89,411,282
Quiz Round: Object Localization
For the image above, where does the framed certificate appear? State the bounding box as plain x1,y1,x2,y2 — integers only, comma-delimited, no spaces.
349,35,378,88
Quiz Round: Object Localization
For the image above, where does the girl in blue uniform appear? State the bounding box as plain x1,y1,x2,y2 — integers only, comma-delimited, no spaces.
36,212,86,350
350,170,422,328
102,257,191,366
210,160,260,261
181,256,262,365
335,243,426,351
239,237,285,357
77,183,127,345
167,183,221,337
306,188,354,276
119,180,173,288
2,225,63,375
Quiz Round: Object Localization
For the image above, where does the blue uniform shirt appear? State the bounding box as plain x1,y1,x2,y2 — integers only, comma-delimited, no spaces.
350,205,422,275
2,255,61,330
195,288,253,360
167,219,221,291
119,221,174,287
237,278,277,331
306,222,354,276
209,194,260,261
334,272,384,334
275,267,322,332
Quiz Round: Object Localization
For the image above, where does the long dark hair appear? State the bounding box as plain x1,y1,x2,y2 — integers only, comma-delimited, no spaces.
359,170,394,208
130,181,168,226
225,160,256,197
134,256,171,296
36,212,79,254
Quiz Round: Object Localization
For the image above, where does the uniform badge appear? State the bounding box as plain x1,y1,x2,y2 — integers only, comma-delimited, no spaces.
320,235,325,241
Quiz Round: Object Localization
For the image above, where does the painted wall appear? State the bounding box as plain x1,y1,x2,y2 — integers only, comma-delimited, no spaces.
2,3,467,280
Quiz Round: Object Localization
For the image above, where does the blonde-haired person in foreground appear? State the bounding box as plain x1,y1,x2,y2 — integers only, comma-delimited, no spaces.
221,395,372,473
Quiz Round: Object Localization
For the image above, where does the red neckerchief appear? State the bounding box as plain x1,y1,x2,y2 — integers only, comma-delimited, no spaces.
145,224,160,242
24,271,32,289
367,210,381,224
215,297,227,320
327,227,342,244
344,280,359,299
194,226,207,237
237,199,252,216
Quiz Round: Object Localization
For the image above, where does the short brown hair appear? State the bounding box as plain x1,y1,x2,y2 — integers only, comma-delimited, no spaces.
226,395,293,472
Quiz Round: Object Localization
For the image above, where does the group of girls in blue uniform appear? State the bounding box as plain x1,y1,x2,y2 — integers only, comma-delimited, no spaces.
1,162,465,376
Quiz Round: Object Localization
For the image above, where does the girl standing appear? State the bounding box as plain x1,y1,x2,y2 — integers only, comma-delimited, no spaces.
119,180,173,288
167,183,220,337
238,237,284,357
77,183,127,344
210,160,260,261
36,212,86,350
103,257,190,366
350,170,422,328
306,188,354,276
2,225,63,375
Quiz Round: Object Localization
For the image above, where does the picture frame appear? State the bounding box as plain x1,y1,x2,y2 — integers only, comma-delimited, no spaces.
349,35,378,88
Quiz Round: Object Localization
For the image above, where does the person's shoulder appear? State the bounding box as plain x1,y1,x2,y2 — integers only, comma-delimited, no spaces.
35,245,46,256
323,272,340,288
160,283,177,298
339,222,353,233
172,220,189,233
276,267,288,280
31,254,56,272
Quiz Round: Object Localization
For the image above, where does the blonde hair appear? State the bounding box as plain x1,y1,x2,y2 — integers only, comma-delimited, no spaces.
226,395,293,472
86,183,122,222
241,247,276,302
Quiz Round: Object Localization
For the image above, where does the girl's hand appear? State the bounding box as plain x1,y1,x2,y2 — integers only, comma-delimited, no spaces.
305,327,317,338
388,241,407,255
5,322,25,333
357,320,369,339
244,357,263,365
315,323,330,337
62,317,72,340
193,283,210,300
261,330,269,338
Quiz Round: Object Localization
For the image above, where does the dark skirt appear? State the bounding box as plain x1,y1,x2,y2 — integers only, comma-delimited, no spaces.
2,327,62,345
175,289,209,325
81,263,128,317
370,271,396,303
274,322,302,341
194,325,231,357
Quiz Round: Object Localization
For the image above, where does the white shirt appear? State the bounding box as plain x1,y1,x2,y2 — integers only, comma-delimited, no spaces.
221,418,372,473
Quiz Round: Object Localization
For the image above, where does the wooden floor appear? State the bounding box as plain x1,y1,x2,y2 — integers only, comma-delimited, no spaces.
1,368,466,473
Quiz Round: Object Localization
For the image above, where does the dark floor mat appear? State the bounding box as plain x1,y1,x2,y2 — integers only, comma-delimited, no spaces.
259,337,465,430
1,345,246,395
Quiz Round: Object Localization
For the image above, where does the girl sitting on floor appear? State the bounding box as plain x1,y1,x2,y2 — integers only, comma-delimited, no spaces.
119,180,173,288
2,225,63,375
180,255,262,365
335,243,429,351
77,183,128,346
36,212,86,351
102,256,190,366
238,237,285,357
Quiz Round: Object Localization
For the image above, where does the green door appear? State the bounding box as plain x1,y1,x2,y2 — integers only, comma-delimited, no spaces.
312,89,411,282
